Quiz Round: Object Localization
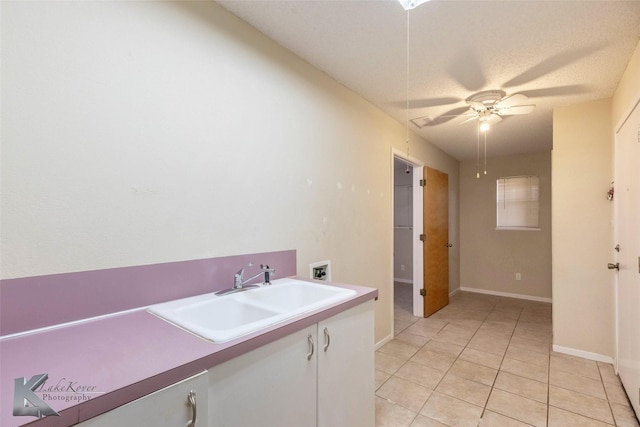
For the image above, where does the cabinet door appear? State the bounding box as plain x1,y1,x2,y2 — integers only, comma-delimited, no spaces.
77,371,207,427
208,325,317,427
317,300,375,427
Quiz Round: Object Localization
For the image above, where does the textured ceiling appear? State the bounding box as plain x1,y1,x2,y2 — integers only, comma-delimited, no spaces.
216,0,640,160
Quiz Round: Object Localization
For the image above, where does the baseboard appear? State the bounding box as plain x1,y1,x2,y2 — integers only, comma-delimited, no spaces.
552,344,614,364
376,333,393,350
449,288,460,298
393,278,413,284
459,286,552,303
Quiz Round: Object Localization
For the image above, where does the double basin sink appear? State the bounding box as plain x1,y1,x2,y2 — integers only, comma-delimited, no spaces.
148,279,356,342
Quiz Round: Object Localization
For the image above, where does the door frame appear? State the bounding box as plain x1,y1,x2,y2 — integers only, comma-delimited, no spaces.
391,148,424,320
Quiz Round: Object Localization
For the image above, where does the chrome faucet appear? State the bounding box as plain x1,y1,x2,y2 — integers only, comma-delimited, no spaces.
234,263,275,289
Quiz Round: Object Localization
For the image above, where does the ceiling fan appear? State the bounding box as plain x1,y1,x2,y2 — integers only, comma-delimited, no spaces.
410,90,536,130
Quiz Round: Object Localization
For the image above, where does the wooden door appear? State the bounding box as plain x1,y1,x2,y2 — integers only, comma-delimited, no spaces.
423,167,449,317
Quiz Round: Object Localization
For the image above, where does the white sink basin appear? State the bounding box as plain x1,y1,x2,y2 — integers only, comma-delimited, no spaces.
148,279,356,342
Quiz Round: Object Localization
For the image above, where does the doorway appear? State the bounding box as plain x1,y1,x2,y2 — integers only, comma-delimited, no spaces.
392,153,424,324
393,158,416,321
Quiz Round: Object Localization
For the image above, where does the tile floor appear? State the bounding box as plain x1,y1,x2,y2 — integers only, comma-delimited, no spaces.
375,283,640,427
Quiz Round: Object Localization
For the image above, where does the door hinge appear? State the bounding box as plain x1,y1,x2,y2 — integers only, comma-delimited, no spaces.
419,179,426,187
419,234,426,242
419,289,426,296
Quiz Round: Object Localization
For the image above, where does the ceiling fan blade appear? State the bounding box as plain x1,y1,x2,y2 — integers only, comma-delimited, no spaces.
460,115,479,125
494,94,529,109
497,105,536,115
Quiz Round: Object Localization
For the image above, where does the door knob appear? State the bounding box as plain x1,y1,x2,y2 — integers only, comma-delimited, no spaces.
445,243,453,248
607,263,620,270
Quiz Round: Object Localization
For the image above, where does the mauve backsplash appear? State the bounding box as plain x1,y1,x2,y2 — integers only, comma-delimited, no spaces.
0,250,296,336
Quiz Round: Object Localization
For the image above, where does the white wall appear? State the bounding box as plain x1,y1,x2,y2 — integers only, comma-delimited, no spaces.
459,151,552,300
0,1,459,343
550,40,640,361
552,99,615,359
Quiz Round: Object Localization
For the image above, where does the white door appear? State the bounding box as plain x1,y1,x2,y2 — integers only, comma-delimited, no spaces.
614,99,640,418
208,325,317,427
317,301,375,427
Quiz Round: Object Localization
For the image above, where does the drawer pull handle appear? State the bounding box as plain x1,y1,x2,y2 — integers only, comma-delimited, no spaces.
187,390,197,427
307,334,314,360
323,328,331,352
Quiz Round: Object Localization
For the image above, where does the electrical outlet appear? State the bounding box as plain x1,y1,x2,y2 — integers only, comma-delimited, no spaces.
400,264,405,271
516,273,521,281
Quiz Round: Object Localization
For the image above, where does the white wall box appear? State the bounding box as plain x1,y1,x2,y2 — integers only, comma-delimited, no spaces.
76,371,208,427
208,300,374,427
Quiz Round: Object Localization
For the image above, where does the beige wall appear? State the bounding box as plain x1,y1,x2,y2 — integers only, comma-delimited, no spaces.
552,39,640,360
0,1,459,344
552,99,614,358
459,152,552,300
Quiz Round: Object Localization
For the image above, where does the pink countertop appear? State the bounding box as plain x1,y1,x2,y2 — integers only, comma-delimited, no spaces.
1,279,377,427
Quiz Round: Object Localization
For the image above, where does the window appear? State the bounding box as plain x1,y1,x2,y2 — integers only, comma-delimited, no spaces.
496,175,539,230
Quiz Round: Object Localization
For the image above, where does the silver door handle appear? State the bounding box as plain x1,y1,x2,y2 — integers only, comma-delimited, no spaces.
323,327,330,352
307,334,314,360
608,263,620,270
187,390,197,427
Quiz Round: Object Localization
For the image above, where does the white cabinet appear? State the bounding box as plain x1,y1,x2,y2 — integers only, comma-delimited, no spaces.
208,300,374,427
208,324,318,427
317,300,375,427
76,371,208,427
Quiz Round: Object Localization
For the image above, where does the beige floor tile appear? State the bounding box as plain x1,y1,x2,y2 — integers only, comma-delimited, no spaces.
549,385,614,424
376,369,392,390
376,351,406,374
487,310,521,321
479,410,536,427
505,345,549,368
410,348,456,372
376,396,417,427
486,389,548,427
376,376,433,412
435,372,492,407
395,318,414,335
548,406,614,426
512,326,552,345
449,359,498,386
509,336,550,355
478,319,517,336
467,332,510,356
404,318,447,338
501,357,549,383
409,415,448,427
378,339,421,361
598,362,619,385
423,338,464,358
611,402,640,427
433,323,477,347
550,354,600,380
394,361,446,390
603,378,633,405
459,347,504,370
549,367,606,399
420,392,483,427
494,371,548,403
395,331,431,348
